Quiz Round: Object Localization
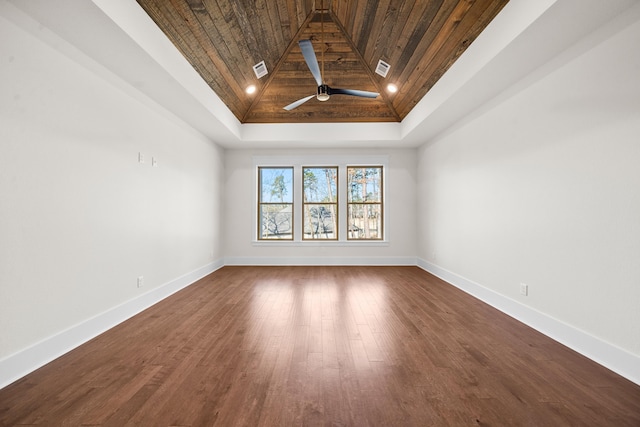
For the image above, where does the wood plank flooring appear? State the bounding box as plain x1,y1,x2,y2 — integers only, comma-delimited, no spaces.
1,266,639,426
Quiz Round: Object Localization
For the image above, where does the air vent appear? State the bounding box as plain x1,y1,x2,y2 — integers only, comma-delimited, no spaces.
375,59,390,78
253,61,268,79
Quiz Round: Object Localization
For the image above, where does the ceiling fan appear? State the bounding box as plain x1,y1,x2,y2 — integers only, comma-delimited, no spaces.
283,5,379,111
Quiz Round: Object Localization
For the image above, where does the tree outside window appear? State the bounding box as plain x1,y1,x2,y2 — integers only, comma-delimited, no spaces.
347,166,383,240
303,167,338,240
258,167,293,240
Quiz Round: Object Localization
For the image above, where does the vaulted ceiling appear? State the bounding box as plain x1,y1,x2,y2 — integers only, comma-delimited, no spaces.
136,0,509,124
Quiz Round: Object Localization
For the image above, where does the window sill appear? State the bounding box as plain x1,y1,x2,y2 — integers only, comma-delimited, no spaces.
252,240,389,247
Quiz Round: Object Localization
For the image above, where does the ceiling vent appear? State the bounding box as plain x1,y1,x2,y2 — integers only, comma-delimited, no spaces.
375,59,390,78
253,61,268,79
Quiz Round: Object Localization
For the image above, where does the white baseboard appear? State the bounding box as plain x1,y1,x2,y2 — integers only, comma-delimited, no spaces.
0,259,224,390
224,256,418,266
416,258,640,386
4,258,637,389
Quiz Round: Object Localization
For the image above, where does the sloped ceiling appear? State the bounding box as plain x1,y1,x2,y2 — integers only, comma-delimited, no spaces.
136,0,509,123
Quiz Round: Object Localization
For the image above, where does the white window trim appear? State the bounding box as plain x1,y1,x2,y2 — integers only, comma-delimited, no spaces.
253,154,389,246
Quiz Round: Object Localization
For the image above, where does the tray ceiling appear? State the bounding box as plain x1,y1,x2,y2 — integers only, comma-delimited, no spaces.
136,0,509,124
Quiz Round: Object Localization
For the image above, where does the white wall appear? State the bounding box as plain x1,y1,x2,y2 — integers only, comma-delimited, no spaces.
417,6,640,380
224,148,417,265
0,7,224,384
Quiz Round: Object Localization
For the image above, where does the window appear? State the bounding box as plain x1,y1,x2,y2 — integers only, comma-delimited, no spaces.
258,167,293,240
302,167,338,240
254,156,386,243
347,166,383,240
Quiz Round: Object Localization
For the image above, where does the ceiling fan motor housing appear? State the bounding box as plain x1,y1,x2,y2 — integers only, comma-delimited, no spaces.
317,84,330,101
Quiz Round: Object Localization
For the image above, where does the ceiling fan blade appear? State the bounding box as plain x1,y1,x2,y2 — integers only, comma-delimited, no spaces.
330,88,380,98
299,39,323,86
283,95,315,111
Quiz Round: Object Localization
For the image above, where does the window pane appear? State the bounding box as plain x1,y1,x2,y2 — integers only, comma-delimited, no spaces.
260,167,293,203
259,204,292,239
303,167,337,203
303,167,338,240
303,204,337,239
259,167,293,240
347,166,383,240
347,167,382,203
348,204,382,239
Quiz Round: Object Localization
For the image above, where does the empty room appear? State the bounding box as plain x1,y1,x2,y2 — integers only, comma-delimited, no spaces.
1,0,639,425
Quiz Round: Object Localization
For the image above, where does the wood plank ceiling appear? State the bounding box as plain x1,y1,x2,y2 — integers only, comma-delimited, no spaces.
136,0,509,124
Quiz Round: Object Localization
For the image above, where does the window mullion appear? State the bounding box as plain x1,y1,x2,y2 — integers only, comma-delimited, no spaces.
293,165,302,241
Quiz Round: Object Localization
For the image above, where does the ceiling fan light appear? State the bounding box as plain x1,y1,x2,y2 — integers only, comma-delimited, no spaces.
317,84,330,101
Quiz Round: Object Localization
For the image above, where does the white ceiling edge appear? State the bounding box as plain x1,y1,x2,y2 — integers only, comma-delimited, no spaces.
90,0,241,140
402,0,640,146
400,0,557,143
5,0,637,149
5,0,240,145
239,122,403,149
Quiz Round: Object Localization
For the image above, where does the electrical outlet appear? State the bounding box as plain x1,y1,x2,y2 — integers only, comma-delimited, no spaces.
520,283,528,296
152,157,158,167
138,152,145,164
137,276,144,288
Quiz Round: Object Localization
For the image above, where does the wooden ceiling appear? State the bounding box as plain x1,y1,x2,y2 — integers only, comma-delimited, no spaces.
136,0,509,124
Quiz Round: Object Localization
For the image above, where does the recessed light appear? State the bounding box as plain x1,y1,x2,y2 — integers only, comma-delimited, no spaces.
246,84,257,95
387,83,398,93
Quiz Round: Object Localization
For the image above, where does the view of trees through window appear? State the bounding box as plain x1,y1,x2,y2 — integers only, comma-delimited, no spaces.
303,167,338,240
257,165,383,241
347,166,383,240
258,167,293,240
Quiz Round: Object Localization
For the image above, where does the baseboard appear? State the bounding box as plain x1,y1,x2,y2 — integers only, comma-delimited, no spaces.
0,259,224,390
416,258,640,386
224,256,418,266
4,258,637,389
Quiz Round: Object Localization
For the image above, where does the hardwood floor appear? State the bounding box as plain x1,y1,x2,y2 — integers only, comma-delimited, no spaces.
1,266,639,426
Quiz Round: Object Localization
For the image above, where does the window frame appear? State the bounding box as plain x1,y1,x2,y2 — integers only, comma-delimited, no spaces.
257,166,294,241
346,165,384,241
302,166,339,241
253,155,388,245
